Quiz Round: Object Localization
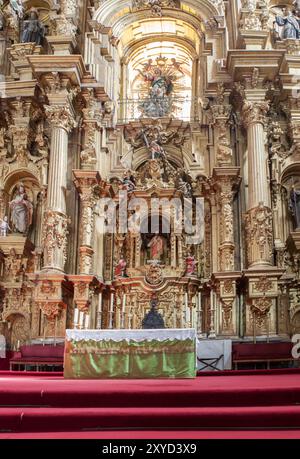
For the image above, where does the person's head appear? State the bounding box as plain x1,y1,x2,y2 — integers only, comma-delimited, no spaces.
3,216,7,222
18,182,25,192
29,8,38,20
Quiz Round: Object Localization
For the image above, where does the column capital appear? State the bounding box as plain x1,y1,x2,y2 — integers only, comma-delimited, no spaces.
73,170,111,199
241,99,270,127
212,167,241,194
45,104,77,133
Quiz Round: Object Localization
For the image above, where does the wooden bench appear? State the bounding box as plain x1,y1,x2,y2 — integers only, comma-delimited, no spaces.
232,342,295,370
9,344,64,371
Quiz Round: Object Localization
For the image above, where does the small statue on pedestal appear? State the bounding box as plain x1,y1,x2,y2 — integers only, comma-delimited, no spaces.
21,8,45,45
0,216,11,237
148,233,165,261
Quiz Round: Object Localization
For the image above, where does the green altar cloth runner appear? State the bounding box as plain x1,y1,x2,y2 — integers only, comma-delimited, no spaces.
64,329,197,379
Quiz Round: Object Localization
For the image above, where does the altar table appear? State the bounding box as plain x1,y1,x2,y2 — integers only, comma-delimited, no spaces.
64,329,197,379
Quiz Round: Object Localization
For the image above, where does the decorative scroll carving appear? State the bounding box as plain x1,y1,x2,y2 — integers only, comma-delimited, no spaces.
132,0,180,17
245,203,273,266
145,262,163,285
251,297,272,326
37,301,66,320
42,211,70,268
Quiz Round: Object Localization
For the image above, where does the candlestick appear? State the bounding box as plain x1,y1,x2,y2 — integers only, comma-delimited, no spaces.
43,313,46,344
54,316,57,346
79,311,84,328
185,293,188,325
98,292,102,313
110,293,114,312
74,308,79,327
208,290,216,338
84,314,90,329
109,293,114,329
197,292,203,336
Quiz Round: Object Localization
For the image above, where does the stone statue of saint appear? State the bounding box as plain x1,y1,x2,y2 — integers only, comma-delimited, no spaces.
275,8,300,39
289,186,300,229
148,233,164,260
21,9,45,45
9,183,33,234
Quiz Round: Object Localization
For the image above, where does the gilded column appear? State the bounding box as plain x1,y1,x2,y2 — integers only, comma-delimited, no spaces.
242,99,273,268
43,104,76,272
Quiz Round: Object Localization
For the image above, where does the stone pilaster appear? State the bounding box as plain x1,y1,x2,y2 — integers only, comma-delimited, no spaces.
210,86,233,167
73,170,103,275
213,168,241,272
212,168,241,336
80,90,103,170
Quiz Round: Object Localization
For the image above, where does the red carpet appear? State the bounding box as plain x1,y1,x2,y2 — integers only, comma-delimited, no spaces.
0,370,300,438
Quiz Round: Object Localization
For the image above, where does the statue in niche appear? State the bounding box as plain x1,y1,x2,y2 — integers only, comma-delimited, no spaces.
21,9,45,45
275,7,300,39
9,183,33,235
289,186,300,229
122,171,135,192
185,253,198,276
0,217,11,237
142,297,165,329
147,233,165,261
149,140,166,161
115,256,128,278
